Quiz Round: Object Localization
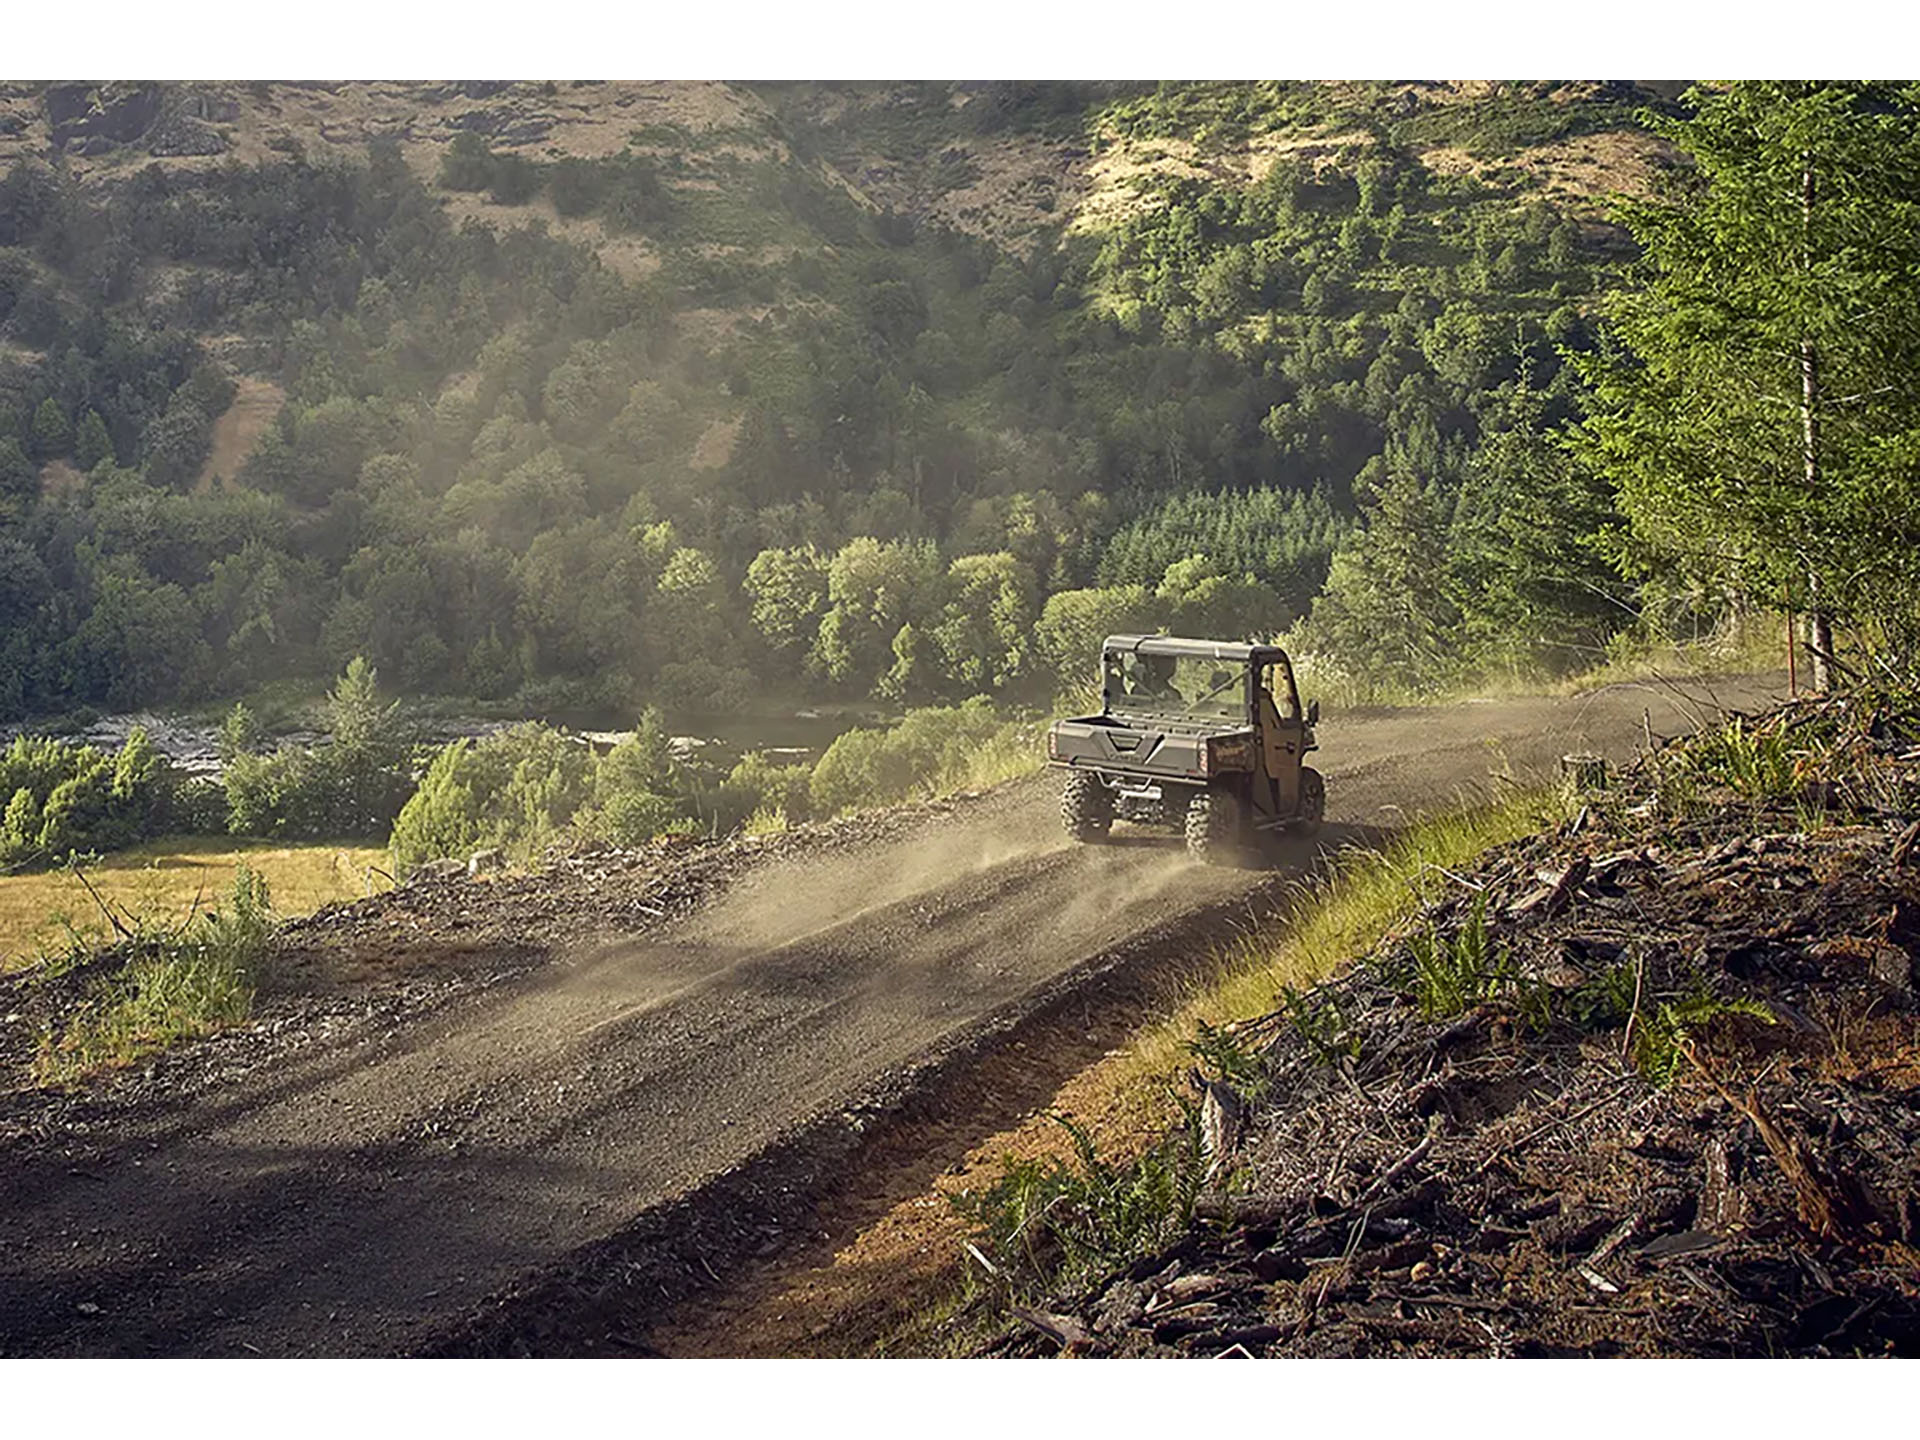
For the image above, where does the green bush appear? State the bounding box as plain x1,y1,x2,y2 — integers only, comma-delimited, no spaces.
550,157,612,217
576,709,696,846
692,748,816,836
224,659,415,841
0,727,180,868
809,697,1007,815
388,723,596,877
954,1111,1208,1299
438,132,495,191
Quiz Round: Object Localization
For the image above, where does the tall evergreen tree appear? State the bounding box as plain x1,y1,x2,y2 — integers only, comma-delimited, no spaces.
1575,82,1920,684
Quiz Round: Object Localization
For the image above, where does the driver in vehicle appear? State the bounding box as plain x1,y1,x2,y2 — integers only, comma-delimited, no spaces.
1127,653,1180,702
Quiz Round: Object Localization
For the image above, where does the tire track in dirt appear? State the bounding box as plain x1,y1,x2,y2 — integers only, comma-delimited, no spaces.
0,677,1781,1356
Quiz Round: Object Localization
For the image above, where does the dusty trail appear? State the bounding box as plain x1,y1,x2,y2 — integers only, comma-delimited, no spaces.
0,677,1779,1356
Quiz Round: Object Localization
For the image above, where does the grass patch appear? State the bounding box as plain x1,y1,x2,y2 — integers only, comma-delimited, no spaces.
1126,786,1570,1085
33,866,275,1085
2,838,388,971
1557,615,1790,695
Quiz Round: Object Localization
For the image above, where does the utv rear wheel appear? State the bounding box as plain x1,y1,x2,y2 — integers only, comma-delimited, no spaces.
1061,770,1114,843
1296,767,1326,835
1185,785,1245,864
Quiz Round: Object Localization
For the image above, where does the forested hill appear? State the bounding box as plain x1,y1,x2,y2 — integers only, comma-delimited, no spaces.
0,81,1675,721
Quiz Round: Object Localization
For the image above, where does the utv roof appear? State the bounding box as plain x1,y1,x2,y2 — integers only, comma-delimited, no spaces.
1103,634,1291,666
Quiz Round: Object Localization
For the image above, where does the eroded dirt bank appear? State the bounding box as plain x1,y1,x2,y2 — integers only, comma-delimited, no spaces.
0,677,1777,1356
967,693,1920,1358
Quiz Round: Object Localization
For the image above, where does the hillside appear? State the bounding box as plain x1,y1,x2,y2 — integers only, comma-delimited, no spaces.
0,80,1674,724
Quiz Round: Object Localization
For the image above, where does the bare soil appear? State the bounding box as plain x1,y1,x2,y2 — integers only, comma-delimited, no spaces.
0,678,1777,1356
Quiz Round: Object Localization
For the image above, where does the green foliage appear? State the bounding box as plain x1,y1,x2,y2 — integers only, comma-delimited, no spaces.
1676,717,1801,803
0,728,183,868
1298,472,1462,695
35,864,272,1084
808,697,1008,815
1631,993,1777,1088
1272,983,1359,1067
1033,585,1163,697
953,1108,1208,1299
438,132,496,191
577,708,696,844
1576,82,1920,670
1187,1018,1269,1093
0,435,35,507
708,748,815,833
1405,893,1513,1019
1097,487,1349,621
387,723,595,876
29,397,71,460
223,659,413,840
0,82,1666,726
73,410,113,470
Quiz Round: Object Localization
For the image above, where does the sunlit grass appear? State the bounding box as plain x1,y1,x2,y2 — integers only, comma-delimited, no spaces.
32,866,278,1086
1,838,389,971
1110,785,1570,1103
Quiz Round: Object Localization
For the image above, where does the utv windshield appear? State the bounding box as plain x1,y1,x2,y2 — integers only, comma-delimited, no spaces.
1103,651,1247,723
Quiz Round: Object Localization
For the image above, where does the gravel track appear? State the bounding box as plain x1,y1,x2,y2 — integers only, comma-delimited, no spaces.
0,677,1780,1356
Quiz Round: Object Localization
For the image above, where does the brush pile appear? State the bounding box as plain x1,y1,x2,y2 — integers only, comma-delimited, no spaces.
983,692,1920,1357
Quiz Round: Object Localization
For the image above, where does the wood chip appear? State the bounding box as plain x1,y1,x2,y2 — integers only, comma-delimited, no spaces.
1578,1265,1620,1294
1891,819,1920,869
1010,1305,1094,1352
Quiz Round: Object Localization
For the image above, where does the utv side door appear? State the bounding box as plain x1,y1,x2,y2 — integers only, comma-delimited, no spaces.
1254,660,1308,814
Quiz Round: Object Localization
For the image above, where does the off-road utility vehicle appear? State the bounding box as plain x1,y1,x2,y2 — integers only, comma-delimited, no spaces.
1045,634,1324,862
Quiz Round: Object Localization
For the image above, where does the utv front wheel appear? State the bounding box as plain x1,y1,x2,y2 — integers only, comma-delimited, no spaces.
1061,770,1114,843
1185,785,1245,864
1296,767,1326,836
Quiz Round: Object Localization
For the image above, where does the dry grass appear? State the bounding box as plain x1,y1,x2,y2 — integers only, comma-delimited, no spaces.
194,376,285,491
1,838,389,972
1559,617,1794,696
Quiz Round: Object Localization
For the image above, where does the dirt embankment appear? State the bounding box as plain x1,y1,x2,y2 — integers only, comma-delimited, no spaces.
0,677,1779,1357
966,694,1920,1359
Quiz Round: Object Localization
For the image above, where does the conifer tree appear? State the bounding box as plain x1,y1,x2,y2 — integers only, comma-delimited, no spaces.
1576,82,1920,684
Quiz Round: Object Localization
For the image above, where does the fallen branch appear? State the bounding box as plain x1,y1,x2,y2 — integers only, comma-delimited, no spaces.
1009,1305,1093,1352
68,865,134,941
1891,819,1920,870
1352,1116,1440,1211
1681,1042,1864,1242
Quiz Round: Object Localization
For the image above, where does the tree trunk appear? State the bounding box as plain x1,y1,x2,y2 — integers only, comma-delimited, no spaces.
1801,158,1836,692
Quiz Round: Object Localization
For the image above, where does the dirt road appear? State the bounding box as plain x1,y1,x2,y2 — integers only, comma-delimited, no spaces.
0,676,1780,1356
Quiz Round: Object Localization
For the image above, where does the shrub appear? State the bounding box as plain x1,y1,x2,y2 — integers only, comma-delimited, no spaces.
223,659,414,841
387,723,595,877
576,710,696,845
488,153,540,206
35,865,272,1084
0,728,179,868
438,132,495,191
550,157,611,217
691,748,815,836
954,1111,1208,1299
809,697,1009,815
